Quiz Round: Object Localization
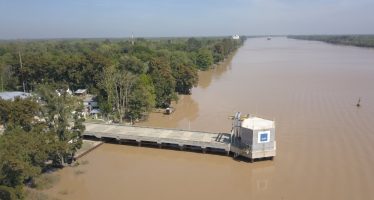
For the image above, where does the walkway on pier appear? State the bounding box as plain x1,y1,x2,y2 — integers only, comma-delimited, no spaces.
83,123,231,152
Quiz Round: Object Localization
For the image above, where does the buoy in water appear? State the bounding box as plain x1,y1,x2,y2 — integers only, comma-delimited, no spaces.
356,98,361,107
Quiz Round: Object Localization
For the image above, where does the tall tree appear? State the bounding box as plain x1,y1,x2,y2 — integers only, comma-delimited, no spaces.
37,85,84,166
149,57,176,107
0,98,40,132
170,51,198,94
128,74,156,120
196,48,213,70
113,70,137,123
100,65,137,122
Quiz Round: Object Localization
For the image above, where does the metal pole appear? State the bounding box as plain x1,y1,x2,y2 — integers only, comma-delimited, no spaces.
18,51,26,92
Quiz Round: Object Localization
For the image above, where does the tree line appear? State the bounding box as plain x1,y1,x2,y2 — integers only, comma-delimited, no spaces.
288,35,374,48
0,37,245,122
0,86,84,199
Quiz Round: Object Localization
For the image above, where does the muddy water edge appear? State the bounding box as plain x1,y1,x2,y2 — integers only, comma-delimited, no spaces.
45,37,374,200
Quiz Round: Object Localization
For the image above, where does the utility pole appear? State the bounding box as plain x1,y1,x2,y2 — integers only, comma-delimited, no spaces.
18,51,26,92
131,32,134,45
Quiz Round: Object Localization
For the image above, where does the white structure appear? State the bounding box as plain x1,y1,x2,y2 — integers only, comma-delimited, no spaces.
74,89,87,96
232,35,240,40
231,112,276,161
56,88,73,96
83,95,99,118
0,91,31,101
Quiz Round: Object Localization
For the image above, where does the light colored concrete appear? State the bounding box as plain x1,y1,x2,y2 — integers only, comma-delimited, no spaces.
83,123,231,152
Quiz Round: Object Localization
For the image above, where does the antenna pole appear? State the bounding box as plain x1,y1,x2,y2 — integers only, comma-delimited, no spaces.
18,51,26,93
131,32,134,45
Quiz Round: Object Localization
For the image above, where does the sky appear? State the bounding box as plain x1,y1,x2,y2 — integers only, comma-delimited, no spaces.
0,0,374,39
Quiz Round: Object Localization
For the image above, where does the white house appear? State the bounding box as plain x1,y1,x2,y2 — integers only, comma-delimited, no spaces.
232,35,240,40
74,89,87,96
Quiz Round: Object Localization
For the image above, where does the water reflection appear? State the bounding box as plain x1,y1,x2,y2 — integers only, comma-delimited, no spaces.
198,55,234,89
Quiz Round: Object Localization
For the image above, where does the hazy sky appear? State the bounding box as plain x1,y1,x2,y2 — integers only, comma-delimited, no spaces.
1,0,374,39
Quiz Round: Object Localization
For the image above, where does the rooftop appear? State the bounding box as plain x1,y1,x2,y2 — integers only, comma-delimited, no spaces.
0,91,31,101
75,89,87,94
241,117,274,130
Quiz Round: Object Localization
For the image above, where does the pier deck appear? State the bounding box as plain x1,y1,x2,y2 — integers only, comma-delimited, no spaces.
83,123,231,152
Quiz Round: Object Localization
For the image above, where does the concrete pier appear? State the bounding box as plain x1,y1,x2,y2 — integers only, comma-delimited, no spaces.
83,123,231,153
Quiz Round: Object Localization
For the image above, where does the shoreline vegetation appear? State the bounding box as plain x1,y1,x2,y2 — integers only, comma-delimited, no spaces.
0,36,245,199
288,35,374,48
0,36,245,123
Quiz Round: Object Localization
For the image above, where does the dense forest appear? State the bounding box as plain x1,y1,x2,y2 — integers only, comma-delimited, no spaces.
0,37,245,199
0,37,245,121
288,35,374,48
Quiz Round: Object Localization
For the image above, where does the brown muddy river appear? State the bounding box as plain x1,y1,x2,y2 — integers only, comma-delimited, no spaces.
46,37,374,200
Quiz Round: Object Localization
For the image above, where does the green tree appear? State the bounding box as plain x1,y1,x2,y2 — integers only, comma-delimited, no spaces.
99,65,137,122
170,52,198,94
196,48,213,70
99,65,116,119
0,185,18,200
0,98,40,132
213,43,224,63
118,55,146,74
186,38,202,52
37,85,84,166
149,57,176,107
128,74,156,120
0,130,40,188
0,53,18,91
113,70,137,123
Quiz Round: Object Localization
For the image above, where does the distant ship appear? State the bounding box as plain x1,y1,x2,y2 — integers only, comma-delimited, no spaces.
267,37,271,40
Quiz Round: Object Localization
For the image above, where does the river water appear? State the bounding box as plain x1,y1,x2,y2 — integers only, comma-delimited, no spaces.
46,37,374,200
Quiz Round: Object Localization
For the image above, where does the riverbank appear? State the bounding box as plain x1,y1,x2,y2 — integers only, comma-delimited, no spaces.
137,50,237,129
288,35,374,48
74,140,104,160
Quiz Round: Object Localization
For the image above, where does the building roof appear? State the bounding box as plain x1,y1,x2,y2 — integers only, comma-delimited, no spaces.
0,91,31,101
83,95,97,102
75,89,87,94
241,117,274,130
90,109,101,114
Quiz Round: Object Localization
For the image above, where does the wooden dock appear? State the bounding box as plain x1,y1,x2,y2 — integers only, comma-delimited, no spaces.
83,123,231,153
